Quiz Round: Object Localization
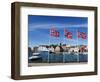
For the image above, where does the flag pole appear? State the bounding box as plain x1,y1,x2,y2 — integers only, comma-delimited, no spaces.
77,29,79,62
63,28,65,63
48,28,50,63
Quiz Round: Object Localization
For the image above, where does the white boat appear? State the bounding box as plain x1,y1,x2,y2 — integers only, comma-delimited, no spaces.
29,55,41,60
32,53,40,56
28,53,41,60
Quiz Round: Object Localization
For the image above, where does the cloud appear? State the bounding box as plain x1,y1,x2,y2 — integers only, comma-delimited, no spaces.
29,23,87,31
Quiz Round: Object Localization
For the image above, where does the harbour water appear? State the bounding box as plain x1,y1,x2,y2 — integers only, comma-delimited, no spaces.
28,51,88,63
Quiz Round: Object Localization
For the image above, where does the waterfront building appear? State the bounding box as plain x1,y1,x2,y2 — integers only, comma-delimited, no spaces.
38,45,49,52
33,47,38,53
49,46,55,53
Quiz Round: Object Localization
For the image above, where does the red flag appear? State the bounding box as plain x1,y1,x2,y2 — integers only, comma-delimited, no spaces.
78,30,81,38
50,28,60,37
55,31,59,37
50,28,56,37
81,32,87,39
77,30,87,39
64,29,72,39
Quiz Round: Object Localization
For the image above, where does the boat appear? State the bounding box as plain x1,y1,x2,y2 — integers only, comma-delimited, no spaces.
29,55,41,60
32,53,40,56
29,53,41,60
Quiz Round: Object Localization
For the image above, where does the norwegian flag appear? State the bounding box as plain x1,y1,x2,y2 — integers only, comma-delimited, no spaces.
81,32,87,39
50,28,56,36
55,31,59,37
77,30,87,39
64,29,72,39
50,28,59,37
78,30,81,38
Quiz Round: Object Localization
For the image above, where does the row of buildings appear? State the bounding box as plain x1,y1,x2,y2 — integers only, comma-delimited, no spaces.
29,43,88,55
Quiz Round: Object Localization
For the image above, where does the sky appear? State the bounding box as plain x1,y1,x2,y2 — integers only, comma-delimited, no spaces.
28,15,88,47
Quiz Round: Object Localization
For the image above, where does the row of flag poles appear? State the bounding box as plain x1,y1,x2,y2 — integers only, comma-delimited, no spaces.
48,27,87,63
50,28,87,39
